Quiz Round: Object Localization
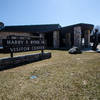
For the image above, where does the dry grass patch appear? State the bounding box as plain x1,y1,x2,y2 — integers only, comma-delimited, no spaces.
0,51,41,58
0,50,100,100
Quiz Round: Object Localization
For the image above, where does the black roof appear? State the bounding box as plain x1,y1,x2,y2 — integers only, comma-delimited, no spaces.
0,23,94,35
62,23,94,33
61,23,94,39
0,24,61,33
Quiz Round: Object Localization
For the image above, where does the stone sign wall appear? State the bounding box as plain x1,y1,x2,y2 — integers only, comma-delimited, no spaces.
0,52,51,71
0,35,51,70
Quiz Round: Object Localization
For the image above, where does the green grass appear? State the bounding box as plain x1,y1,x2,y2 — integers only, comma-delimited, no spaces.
0,50,100,100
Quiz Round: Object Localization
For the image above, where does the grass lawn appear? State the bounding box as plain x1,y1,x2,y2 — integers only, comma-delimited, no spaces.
0,50,100,100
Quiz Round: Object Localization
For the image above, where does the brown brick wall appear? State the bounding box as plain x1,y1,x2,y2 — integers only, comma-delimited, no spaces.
0,32,31,46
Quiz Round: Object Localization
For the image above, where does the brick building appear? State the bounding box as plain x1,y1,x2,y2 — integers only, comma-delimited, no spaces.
61,23,94,49
0,23,94,50
0,24,61,49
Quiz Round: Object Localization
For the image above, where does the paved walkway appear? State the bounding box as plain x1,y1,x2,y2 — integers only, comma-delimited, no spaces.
82,44,100,53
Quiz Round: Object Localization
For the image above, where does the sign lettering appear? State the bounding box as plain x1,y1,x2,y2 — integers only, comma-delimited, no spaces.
2,37,45,53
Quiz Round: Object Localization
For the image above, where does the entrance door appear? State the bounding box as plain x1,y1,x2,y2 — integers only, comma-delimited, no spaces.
45,32,53,48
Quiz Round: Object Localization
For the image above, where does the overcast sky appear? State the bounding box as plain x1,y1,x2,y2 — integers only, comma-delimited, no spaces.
0,0,100,26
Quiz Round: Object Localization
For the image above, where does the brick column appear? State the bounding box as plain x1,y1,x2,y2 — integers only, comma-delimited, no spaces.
84,30,90,48
53,31,59,49
74,26,82,48
40,33,44,38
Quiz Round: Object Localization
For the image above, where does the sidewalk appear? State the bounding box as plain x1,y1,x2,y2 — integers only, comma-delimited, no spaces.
82,44,100,53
